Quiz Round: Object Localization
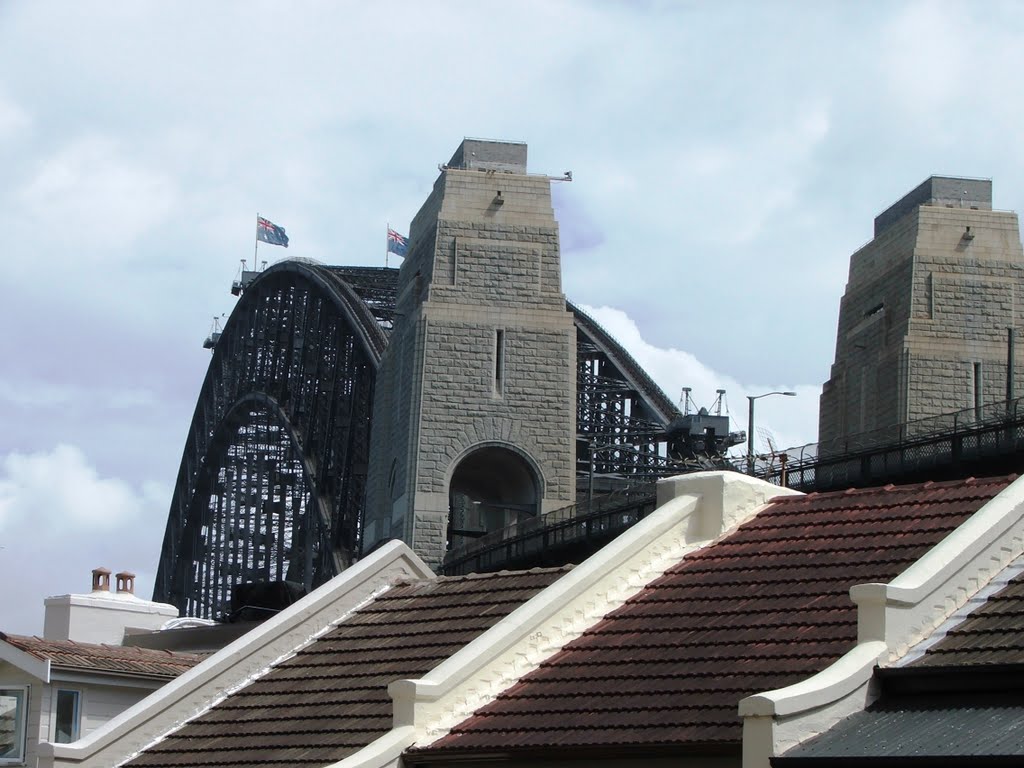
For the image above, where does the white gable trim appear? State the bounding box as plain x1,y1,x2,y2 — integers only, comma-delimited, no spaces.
739,473,1024,768
0,638,51,683
373,472,799,759
42,541,433,768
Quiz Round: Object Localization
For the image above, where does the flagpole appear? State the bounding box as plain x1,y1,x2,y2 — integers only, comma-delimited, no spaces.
385,222,389,268
254,212,260,265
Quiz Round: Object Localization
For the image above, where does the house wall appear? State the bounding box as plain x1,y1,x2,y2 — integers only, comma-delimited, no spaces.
43,593,177,645
0,664,43,768
79,685,152,741
1,660,166,767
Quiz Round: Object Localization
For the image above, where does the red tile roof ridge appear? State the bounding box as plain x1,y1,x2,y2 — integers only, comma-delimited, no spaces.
0,633,202,681
397,473,793,749
897,551,1024,667
774,475,1011,504
432,565,576,582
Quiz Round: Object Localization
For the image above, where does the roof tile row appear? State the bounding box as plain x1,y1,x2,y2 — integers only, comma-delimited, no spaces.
0,633,202,679
915,568,1024,667
422,476,1012,755
124,568,570,768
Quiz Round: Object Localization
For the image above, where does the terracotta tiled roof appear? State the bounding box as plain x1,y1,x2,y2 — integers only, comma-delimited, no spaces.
124,567,569,768
419,476,1014,757
0,633,202,679
913,565,1024,667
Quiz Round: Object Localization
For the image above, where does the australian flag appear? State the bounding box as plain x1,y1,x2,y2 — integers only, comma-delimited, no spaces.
257,216,289,247
387,227,408,257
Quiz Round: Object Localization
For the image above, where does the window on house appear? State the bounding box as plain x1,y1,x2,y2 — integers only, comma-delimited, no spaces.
0,687,27,763
54,689,81,744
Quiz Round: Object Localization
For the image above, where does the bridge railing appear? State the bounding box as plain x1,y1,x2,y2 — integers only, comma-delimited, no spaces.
750,395,1024,490
442,482,657,576
443,397,1024,574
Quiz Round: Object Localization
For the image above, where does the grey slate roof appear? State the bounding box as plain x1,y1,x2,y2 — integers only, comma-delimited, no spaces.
777,558,1024,764
778,693,1024,763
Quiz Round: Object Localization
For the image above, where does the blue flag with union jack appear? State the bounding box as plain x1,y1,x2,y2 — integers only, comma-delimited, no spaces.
387,227,408,257
257,216,289,248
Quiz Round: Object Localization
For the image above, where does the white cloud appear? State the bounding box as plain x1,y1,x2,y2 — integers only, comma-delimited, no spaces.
0,445,168,634
0,380,78,408
0,90,30,141
582,305,820,453
19,136,178,252
0,444,160,533
879,2,972,118
663,101,832,245
0,380,159,410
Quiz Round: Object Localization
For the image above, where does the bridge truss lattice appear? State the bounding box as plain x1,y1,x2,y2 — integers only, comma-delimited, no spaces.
155,262,685,619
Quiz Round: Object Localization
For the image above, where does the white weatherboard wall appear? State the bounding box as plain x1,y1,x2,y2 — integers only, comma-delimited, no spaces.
739,474,1024,768
326,471,799,768
41,542,433,768
0,637,168,768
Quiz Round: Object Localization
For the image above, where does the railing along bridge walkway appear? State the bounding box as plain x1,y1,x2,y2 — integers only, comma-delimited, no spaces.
443,397,1024,576
759,396,1024,492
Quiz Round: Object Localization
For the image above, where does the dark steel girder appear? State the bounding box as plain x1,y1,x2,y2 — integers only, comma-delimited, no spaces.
155,261,385,619
156,265,684,617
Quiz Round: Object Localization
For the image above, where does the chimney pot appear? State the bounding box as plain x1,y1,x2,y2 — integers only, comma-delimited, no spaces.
91,567,111,593
115,571,136,595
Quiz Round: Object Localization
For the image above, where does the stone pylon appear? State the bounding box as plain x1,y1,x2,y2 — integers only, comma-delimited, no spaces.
820,176,1024,448
362,139,577,568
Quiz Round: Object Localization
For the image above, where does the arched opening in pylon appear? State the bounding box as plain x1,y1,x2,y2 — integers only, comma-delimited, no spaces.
447,446,540,551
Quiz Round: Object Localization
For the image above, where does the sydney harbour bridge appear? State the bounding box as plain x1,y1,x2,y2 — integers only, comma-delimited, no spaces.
154,258,719,619
155,148,1024,622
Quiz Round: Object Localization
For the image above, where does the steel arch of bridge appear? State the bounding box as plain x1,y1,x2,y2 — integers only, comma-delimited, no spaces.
155,264,684,618
154,262,390,619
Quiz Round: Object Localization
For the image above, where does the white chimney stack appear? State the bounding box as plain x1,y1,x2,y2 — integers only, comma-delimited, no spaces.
43,567,178,644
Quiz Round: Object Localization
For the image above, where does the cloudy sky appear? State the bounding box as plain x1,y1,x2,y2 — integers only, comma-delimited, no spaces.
3,1,1024,633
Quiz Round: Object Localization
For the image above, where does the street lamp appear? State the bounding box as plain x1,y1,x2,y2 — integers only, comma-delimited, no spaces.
746,391,797,475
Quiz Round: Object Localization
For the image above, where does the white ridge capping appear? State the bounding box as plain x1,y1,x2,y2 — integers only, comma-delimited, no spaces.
387,471,798,750
739,474,1024,768
40,541,433,768
322,726,414,768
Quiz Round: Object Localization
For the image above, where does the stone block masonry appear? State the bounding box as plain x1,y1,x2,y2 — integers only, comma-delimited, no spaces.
819,176,1024,449
363,140,577,568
